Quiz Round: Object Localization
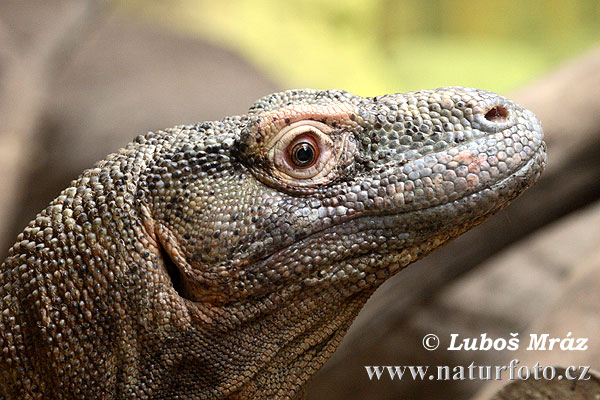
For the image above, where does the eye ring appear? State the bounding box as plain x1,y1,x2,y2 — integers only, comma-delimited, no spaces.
268,120,338,183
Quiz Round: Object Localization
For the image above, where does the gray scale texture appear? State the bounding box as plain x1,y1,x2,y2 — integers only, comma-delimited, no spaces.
0,87,545,399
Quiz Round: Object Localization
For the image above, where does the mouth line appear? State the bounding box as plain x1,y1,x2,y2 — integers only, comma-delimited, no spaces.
334,139,545,226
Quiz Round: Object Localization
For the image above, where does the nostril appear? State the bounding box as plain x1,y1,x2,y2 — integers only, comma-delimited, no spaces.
484,105,509,123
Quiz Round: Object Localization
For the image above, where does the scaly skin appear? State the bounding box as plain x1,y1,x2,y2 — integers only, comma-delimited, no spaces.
0,87,545,399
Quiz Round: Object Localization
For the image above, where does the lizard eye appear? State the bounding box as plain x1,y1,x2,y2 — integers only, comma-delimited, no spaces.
269,120,336,182
288,136,318,168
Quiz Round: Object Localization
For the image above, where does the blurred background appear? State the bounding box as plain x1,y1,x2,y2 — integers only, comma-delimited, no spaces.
121,0,600,94
1,1,599,398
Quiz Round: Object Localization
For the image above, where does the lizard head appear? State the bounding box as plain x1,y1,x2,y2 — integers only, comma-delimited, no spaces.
142,87,545,396
149,87,545,306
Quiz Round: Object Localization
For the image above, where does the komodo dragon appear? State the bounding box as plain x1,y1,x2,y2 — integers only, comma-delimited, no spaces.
0,87,546,399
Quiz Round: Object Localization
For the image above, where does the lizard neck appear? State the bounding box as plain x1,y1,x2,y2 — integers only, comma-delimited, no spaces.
135,270,375,398
229,288,374,398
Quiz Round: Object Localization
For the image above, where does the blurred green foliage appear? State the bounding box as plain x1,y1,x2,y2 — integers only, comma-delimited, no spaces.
120,0,600,95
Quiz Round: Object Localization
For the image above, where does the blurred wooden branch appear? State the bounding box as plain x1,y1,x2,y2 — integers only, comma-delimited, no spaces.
489,368,600,400
0,0,105,250
472,244,600,400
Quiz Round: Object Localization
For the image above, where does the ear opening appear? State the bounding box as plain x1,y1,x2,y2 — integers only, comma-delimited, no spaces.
158,241,186,299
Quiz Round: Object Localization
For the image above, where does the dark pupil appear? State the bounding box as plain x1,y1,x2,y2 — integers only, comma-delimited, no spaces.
292,142,315,167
